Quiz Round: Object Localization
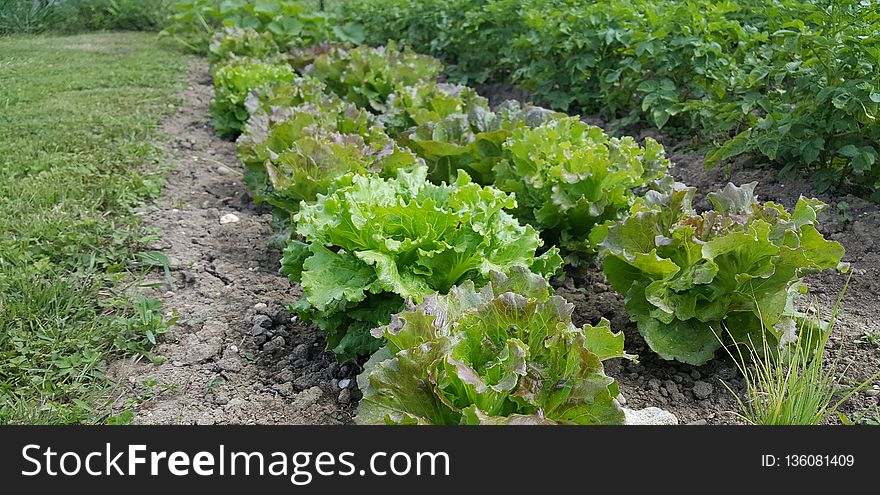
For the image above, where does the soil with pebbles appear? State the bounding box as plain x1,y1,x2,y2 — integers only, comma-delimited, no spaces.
108,60,357,425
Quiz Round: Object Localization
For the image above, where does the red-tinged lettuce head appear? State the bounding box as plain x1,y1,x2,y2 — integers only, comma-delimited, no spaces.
355,266,633,425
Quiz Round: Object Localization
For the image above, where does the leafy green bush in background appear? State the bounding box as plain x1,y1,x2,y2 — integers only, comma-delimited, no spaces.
0,0,62,35
356,267,632,425
281,166,562,362
161,0,363,53
342,0,524,85
596,182,846,365
1,0,171,35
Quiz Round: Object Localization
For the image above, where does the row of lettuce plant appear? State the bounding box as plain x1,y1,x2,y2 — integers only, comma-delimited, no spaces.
200,25,846,424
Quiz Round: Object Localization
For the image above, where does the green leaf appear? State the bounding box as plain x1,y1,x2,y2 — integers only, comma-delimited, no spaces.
299,244,376,311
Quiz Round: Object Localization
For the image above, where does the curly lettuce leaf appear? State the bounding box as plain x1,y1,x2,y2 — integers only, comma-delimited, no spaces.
600,181,845,364
209,59,295,138
283,167,560,361
497,116,670,261
305,43,442,111
356,266,631,425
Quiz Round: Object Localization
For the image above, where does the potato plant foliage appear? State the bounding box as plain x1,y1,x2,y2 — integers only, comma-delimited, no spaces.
345,0,880,197
356,267,632,425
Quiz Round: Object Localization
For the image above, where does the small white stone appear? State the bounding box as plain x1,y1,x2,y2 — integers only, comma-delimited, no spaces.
338,378,351,389
219,213,240,224
254,302,268,310
216,165,234,175
623,407,679,425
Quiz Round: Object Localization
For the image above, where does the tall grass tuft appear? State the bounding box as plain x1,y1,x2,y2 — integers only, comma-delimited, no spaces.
720,283,879,425
0,0,60,35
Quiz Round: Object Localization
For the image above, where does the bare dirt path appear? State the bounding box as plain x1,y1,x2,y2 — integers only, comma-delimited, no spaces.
108,60,357,425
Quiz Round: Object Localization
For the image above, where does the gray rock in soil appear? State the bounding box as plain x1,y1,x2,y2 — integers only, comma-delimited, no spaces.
177,320,225,364
249,314,272,329
219,213,240,224
273,382,295,398
687,419,708,425
623,407,679,425
293,374,316,391
262,335,285,353
338,388,352,404
693,381,714,399
663,379,679,395
291,387,324,409
275,369,295,383
290,344,309,360
218,356,242,373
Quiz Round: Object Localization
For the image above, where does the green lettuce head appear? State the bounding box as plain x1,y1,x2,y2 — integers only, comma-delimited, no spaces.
596,181,847,365
281,166,563,362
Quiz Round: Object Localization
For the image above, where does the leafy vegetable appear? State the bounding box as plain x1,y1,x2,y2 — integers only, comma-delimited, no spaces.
596,181,846,365
210,59,295,138
207,26,281,66
161,0,363,53
281,166,562,361
379,81,491,137
495,116,670,260
304,43,443,111
236,81,379,208
356,266,632,424
266,130,421,217
399,99,562,185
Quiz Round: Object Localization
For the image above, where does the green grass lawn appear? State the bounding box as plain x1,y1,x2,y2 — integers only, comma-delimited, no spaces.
0,32,187,424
